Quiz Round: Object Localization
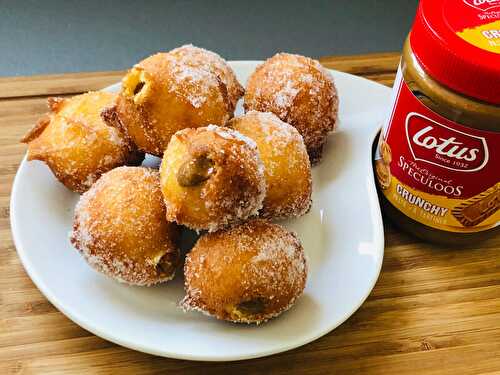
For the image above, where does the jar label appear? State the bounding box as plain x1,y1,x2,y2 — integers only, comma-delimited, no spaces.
448,0,500,53
375,68,500,232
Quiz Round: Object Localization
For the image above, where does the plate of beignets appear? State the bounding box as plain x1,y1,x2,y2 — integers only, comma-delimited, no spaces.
11,46,388,361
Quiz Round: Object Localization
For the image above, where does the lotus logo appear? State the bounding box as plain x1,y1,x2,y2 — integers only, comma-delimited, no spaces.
405,112,489,172
463,0,500,11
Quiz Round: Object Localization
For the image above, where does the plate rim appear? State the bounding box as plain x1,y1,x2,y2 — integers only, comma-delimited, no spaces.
10,62,387,361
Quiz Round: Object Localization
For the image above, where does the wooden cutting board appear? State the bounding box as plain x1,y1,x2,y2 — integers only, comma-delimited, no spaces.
1,53,499,375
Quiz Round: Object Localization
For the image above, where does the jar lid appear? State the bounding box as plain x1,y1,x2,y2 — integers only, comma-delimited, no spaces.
410,0,500,105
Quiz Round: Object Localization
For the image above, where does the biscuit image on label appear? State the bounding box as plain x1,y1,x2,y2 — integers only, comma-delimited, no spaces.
379,139,392,165
375,159,391,190
452,183,500,227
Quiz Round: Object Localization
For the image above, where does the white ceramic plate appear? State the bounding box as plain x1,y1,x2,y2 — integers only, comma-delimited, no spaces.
10,62,390,361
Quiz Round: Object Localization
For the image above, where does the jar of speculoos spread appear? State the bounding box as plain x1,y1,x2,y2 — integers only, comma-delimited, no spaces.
374,0,500,244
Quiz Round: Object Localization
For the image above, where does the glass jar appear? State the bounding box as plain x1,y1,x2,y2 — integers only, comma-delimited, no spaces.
375,0,500,245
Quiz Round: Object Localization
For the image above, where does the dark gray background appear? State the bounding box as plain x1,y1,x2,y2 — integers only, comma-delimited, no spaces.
0,0,418,77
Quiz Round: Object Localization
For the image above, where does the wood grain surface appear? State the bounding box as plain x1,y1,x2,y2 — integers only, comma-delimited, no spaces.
2,52,500,375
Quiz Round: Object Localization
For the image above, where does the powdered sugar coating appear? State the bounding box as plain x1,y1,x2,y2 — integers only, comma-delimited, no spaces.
169,44,244,111
103,52,233,156
182,219,307,324
229,111,312,219
205,124,257,149
22,92,143,193
167,58,226,109
244,53,339,164
160,125,266,232
70,166,180,286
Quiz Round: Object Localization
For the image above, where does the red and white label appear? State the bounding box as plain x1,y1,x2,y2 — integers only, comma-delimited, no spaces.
405,112,489,172
463,0,500,12
376,67,500,232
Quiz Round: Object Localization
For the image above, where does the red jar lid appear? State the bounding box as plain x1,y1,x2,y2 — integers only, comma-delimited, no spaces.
410,0,500,105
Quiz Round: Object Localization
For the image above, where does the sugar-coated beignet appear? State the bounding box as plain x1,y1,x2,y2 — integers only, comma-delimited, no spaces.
229,111,312,219
70,167,180,286
169,44,244,112
102,52,233,156
182,219,307,324
21,92,143,193
244,53,338,164
160,125,266,232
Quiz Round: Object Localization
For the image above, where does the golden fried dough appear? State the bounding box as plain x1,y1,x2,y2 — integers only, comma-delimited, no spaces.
229,111,312,219
70,167,180,285
244,53,339,164
182,219,307,324
160,125,266,232
102,52,233,156
169,44,244,112
21,92,143,193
